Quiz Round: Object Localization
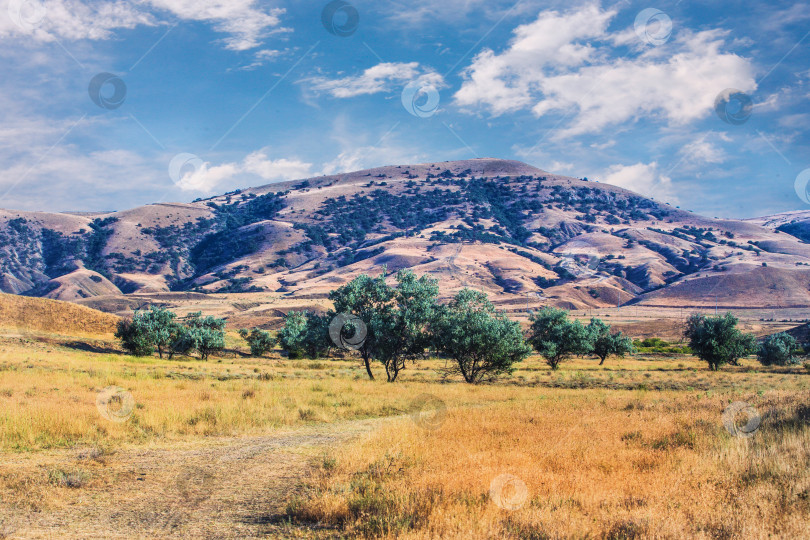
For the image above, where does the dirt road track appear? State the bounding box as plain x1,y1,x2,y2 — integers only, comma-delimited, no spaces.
3,417,390,539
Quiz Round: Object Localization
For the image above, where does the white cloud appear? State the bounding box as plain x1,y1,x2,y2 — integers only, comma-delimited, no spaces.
679,135,727,166
602,162,678,203
307,62,445,98
455,4,756,136
242,152,313,181
0,0,287,51
176,150,313,192
147,0,288,51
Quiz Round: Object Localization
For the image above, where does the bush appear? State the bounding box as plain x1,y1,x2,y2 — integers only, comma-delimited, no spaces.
757,332,799,366
238,328,277,357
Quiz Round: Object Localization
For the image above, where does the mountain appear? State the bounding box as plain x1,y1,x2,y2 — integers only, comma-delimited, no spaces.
1,158,810,315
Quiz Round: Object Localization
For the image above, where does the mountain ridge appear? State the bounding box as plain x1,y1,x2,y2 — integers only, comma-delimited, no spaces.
1,158,809,314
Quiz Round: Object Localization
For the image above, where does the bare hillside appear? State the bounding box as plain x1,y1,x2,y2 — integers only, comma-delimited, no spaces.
1,158,809,313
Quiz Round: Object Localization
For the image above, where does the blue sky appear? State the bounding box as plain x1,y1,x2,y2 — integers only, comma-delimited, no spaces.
0,0,808,218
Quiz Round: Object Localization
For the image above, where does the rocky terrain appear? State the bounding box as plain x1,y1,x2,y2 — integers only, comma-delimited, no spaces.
1,158,809,316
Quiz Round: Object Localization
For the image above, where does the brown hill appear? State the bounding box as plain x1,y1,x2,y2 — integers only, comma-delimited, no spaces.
1,158,810,314
0,292,119,335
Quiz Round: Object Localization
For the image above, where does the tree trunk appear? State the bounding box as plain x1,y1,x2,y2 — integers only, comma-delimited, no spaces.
362,352,374,380
599,356,606,365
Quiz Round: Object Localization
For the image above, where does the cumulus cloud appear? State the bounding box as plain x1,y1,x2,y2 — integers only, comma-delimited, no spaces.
455,3,756,136
307,62,445,98
176,150,312,192
602,162,678,203
0,0,287,50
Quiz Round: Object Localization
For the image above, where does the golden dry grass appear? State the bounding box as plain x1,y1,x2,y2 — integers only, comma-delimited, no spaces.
1,325,808,538
288,391,810,539
0,292,118,335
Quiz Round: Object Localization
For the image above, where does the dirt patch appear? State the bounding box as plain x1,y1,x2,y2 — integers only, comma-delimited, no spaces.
1,418,387,539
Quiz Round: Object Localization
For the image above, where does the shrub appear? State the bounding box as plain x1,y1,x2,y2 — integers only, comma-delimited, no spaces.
238,328,277,357
757,332,799,366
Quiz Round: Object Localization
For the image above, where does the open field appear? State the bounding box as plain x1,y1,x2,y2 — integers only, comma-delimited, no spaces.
1,323,809,538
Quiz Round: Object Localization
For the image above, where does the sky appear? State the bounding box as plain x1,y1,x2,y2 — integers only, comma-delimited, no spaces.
0,0,808,218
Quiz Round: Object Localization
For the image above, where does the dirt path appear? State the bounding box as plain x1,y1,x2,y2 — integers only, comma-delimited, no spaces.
3,417,390,539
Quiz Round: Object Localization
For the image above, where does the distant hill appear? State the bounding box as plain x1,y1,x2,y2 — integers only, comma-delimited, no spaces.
0,292,118,335
1,158,810,311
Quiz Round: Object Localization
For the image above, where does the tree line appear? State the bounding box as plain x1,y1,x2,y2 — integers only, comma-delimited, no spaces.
115,270,805,381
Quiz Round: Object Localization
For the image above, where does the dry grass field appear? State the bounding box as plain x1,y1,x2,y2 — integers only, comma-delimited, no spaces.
0,324,808,538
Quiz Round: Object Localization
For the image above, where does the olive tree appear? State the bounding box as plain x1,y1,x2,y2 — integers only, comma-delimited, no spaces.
434,289,531,383
238,328,277,357
527,307,592,370
587,318,635,365
329,272,394,379
684,313,757,371
757,332,799,366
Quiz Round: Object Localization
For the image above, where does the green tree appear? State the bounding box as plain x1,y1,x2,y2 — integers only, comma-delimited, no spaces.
181,312,226,360
115,317,154,357
303,312,333,359
139,306,185,359
238,328,277,357
527,307,592,370
329,271,395,380
757,332,799,366
588,318,635,365
684,313,757,371
372,270,439,382
278,311,309,359
434,289,531,383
